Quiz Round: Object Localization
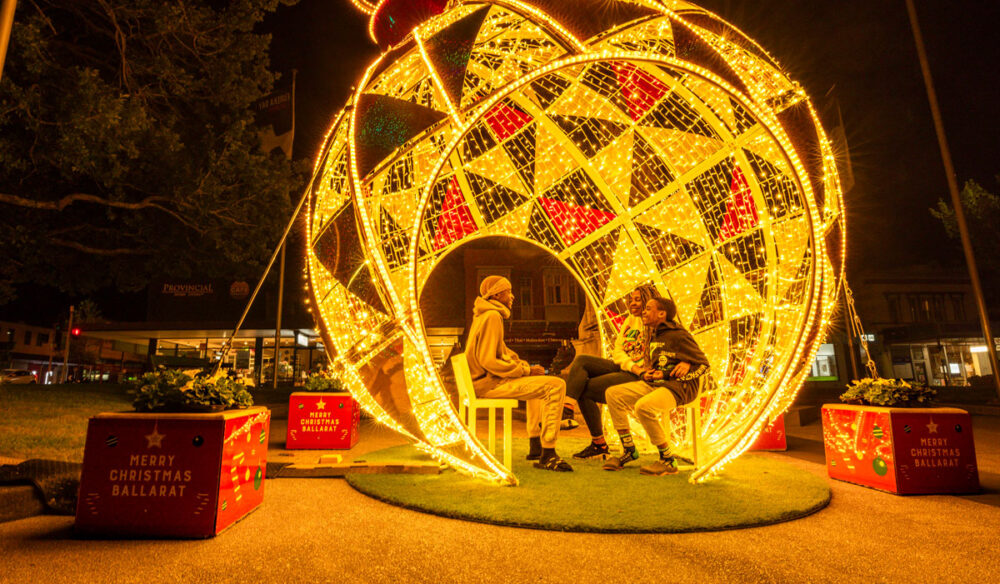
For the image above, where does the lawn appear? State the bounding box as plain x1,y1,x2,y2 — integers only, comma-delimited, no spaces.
0,384,132,462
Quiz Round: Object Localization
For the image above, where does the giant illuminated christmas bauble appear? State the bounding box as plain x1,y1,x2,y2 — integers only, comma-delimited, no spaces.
306,0,845,484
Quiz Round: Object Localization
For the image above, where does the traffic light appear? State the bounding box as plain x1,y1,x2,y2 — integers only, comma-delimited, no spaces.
71,328,81,338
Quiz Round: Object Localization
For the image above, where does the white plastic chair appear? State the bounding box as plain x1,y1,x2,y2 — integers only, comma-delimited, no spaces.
451,353,516,470
677,375,709,469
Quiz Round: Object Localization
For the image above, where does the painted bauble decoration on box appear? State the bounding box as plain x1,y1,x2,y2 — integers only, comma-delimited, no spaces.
750,414,786,451
305,0,845,484
75,407,271,538
822,404,979,494
286,392,360,449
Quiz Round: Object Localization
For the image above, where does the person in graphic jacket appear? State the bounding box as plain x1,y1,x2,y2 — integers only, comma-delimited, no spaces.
602,296,709,476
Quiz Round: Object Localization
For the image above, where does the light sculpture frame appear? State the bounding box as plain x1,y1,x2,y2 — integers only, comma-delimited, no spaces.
305,0,846,485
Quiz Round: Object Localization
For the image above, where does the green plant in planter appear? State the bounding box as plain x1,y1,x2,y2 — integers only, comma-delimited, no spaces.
840,377,937,407
131,369,254,412
303,369,345,393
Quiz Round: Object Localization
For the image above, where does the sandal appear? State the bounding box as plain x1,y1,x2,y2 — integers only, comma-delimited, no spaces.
533,455,574,472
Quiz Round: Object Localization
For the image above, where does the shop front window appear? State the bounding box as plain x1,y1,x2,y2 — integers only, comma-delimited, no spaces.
807,343,839,381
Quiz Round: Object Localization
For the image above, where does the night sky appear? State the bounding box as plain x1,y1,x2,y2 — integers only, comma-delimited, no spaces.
266,0,1000,279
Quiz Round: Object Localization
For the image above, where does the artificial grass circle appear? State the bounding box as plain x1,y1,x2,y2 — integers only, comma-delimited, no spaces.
346,438,831,533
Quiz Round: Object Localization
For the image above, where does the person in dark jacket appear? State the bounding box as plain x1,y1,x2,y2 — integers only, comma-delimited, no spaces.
602,297,710,475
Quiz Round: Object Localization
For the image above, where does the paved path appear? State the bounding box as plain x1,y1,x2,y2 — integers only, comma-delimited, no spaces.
1,415,998,584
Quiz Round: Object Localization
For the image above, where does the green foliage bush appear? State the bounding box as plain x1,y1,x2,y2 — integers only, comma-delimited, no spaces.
303,370,345,393
840,377,937,407
131,370,253,412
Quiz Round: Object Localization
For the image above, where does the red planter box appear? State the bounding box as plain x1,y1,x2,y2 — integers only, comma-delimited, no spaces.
822,404,979,494
750,414,787,451
285,392,359,450
75,407,271,538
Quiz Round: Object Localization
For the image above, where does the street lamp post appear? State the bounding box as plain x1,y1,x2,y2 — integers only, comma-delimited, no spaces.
906,0,1000,398
0,0,16,83
62,305,74,383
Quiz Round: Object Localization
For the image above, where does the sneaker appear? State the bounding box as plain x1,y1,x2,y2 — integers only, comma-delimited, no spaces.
560,418,580,430
639,457,679,476
602,449,638,471
572,442,610,460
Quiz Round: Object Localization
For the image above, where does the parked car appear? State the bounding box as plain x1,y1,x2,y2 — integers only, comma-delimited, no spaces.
0,369,37,384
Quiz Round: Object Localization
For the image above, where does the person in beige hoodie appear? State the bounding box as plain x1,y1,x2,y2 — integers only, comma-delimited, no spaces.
465,275,573,472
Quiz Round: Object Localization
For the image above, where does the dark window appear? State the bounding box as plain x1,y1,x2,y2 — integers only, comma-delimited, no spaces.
908,295,924,322
23,330,32,345
886,294,901,322
930,294,946,321
950,294,966,321
37,333,49,346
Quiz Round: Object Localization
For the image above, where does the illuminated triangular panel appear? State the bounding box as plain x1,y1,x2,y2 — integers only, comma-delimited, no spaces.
772,215,810,295
549,78,632,125
570,228,622,302
312,201,388,315
684,77,737,130
538,197,617,247
687,158,739,242
718,166,760,241
502,124,536,194
461,7,568,108
599,16,675,56
483,201,534,238
640,90,721,140
743,148,801,220
534,122,578,193
726,313,762,385
423,6,491,106
661,254,712,329
542,168,617,214
603,230,654,304
466,172,532,224
640,126,724,178
629,134,675,208
633,189,713,250
613,61,671,122
590,130,634,208
378,207,411,271
689,259,725,332
526,202,566,253
692,324,729,383
483,101,534,141
719,229,768,298
550,115,629,159
466,146,531,199
715,253,764,320
427,176,479,250
635,223,706,274
355,94,449,179
459,125,497,163
529,74,572,110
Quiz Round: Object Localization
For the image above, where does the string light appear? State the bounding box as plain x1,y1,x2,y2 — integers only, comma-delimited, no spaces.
304,0,845,485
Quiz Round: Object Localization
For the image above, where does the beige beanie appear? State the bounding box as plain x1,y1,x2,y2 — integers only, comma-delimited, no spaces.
480,275,512,299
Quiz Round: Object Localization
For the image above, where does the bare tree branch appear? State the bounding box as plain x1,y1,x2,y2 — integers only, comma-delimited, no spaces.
49,238,150,256
0,191,171,211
